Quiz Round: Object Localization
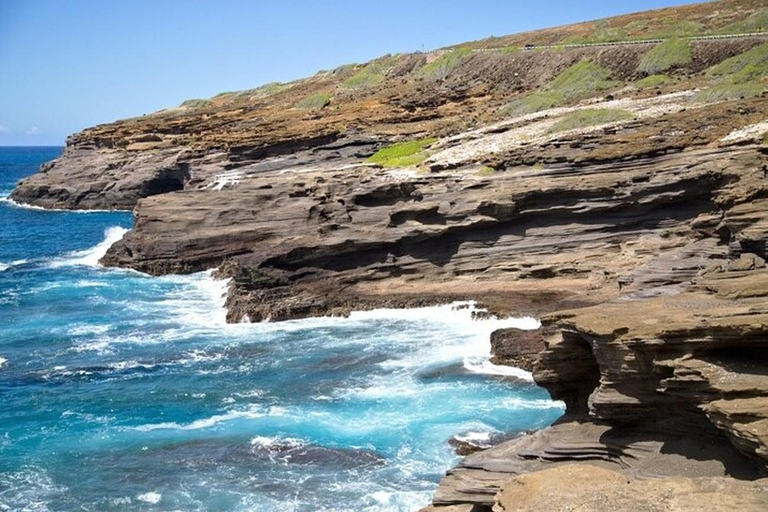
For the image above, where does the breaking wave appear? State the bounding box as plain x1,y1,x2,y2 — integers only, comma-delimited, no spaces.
47,226,128,268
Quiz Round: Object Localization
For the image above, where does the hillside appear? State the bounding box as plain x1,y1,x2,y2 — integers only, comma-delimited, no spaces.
10,0,768,510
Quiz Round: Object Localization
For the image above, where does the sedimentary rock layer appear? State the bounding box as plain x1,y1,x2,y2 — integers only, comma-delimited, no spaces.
10,1,768,509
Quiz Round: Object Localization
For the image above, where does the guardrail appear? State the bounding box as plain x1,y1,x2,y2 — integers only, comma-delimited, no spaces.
428,31,768,54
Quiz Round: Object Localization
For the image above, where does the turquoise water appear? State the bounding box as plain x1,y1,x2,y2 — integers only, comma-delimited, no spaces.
0,147,563,512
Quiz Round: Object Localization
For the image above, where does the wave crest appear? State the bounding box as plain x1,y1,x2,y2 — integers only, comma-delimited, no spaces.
48,226,128,268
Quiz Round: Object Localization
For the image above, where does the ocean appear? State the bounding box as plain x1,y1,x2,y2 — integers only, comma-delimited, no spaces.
0,146,563,512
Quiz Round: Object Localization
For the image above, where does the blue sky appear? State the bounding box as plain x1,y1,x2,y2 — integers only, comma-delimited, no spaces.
0,0,696,145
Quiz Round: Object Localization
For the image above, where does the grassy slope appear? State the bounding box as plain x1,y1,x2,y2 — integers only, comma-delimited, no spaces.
83,1,765,158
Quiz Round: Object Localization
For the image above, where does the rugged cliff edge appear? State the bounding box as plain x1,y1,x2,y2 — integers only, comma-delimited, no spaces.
11,0,768,509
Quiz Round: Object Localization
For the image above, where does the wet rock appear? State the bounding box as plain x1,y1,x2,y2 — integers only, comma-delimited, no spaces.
489,328,548,372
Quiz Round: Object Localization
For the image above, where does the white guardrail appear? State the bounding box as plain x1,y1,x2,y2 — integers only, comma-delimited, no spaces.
429,31,768,54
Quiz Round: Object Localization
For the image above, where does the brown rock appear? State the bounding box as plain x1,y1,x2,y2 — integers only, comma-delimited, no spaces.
494,465,768,512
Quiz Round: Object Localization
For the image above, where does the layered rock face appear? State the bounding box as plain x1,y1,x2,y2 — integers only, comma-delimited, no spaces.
10,1,768,509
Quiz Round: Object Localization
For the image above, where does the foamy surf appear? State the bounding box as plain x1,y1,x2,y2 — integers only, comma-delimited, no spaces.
0,195,129,213
0,356,7,369
129,405,287,432
48,226,128,268
0,259,28,272
0,142,564,512
136,492,162,505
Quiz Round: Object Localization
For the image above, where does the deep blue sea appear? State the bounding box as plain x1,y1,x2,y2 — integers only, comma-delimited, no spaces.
0,146,563,512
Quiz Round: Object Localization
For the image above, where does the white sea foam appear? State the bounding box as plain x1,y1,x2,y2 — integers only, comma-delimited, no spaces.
453,431,492,444
68,324,110,336
250,435,305,449
502,397,566,410
0,259,28,272
0,195,129,213
107,360,156,371
130,405,287,432
177,349,225,365
48,226,128,268
136,492,162,504
463,358,533,380
153,270,230,327
0,356,7,369
0,468,67,512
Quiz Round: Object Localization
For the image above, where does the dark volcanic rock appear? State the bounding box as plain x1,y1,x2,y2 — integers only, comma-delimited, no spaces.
489,327,549,372
10,5,768,509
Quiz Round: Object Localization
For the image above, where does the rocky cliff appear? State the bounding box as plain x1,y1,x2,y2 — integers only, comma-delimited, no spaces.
11,0,768,509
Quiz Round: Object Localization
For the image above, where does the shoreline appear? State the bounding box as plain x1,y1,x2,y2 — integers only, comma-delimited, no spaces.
7,9,768,507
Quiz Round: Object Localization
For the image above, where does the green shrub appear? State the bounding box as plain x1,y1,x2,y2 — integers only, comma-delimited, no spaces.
497,45,521,54
502,60,620,116
562,21,628,45
694,83,764,103
367,138,438,168
717,9,768,34
646,20,703,39
547,108,634,133
503,91,563,116
635,74,671,89
242,82,286,98
342,66,386,89
697,43,768,103
179,98,212,109
414,48,473,81
342,55,399,90
331,63,358,78
706,43,768,84
296,93,331,110
548,60,620,98
637,39,692,75
477,165,496,176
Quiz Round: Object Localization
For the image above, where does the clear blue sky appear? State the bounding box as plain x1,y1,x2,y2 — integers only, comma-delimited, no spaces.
0,0,697,145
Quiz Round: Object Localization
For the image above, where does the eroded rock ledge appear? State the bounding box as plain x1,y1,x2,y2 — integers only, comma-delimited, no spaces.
10,18,768,511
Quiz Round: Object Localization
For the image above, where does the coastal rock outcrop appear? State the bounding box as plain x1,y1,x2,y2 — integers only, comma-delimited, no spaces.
10,1,768,509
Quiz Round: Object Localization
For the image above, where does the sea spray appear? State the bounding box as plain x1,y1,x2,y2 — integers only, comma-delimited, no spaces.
47,226,128,268
0,147,563,512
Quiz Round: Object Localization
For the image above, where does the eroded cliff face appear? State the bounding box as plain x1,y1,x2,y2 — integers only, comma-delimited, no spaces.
10,1,768,508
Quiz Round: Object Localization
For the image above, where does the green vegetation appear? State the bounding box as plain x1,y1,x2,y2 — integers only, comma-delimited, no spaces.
547,60,619,97
696,43,768,103
497,45,521,54
296,93,331,110
637,39,692,75
547,108,634,133
635,74,672,89
331,63,358,78
503,92,562,116
502,60,620,116
717,9,768,34
562,20,628,45
477,165,496,176
179,98,212,109
563,17,704,45
342,55,399,90
414,48,473,81
367,138,438,168
645,20,703,39
706,43,768,82
343,65,387,89
242,82,286,98
695,83,764,103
